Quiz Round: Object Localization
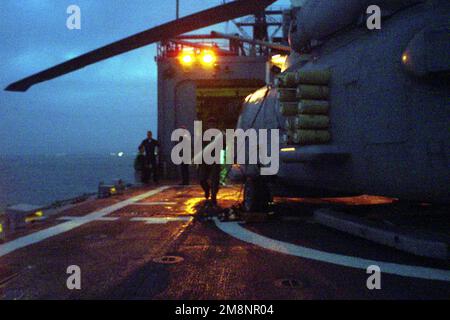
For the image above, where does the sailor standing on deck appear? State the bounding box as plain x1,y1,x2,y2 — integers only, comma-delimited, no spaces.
139,131,159,184
134,145,150,184
198,117,225,207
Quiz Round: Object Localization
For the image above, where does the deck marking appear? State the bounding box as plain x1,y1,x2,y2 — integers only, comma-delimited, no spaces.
57,216,120,222
130,202,177,206
214,219,450,282
0,187,170,258
131,217,192,224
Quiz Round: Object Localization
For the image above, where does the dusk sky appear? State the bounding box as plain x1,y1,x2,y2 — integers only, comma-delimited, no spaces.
1,0,289,156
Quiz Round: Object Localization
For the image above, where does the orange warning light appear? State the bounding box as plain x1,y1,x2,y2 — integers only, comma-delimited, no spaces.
180,53,195,65
200,50,216,66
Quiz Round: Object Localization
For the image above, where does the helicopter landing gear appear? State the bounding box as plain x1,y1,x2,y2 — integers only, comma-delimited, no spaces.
243,177,272,212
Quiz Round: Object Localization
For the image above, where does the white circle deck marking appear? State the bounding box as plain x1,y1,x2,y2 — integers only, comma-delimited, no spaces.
214,219,450,282
0,187,170,258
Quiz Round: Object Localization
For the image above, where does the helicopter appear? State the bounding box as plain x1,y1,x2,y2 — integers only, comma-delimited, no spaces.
236,0,450,210
5,0,450,208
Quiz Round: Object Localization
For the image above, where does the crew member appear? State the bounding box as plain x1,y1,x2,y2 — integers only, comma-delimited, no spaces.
139,131,159,184
134,145,150,184
198,117,224,206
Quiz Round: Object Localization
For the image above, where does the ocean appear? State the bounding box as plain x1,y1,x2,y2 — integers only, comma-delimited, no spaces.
0,154,136,211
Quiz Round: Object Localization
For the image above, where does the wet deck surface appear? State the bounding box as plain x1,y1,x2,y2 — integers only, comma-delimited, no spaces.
0,185,449,300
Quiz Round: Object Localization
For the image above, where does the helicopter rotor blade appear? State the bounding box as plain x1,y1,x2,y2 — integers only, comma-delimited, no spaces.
5,0,276,92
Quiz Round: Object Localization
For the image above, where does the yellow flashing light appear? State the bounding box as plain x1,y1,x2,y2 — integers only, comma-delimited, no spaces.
280,147,296,152
180,53,195,66
179,48,217,68
201,50,216,66
179,47,196,66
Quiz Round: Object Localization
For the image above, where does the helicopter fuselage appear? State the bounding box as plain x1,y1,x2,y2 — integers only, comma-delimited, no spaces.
238,1,449,203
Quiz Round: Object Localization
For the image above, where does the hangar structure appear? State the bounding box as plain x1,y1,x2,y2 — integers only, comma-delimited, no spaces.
155,9,290,177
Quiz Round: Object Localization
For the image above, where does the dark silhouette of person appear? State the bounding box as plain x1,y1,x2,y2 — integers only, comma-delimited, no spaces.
139,131,159,184
134,145,150,184
198,117,223,206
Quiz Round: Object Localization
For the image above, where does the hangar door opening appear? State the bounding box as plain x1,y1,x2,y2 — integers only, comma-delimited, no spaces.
195,80,265,131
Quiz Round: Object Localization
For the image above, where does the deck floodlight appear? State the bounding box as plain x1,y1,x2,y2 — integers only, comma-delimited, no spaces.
179,52,195,66
200,50,216,66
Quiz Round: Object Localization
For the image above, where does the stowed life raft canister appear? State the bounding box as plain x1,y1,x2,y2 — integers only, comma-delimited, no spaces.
276,69,332,145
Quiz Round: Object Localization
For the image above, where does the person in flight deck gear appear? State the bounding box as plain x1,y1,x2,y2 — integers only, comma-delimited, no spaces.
198,117,225,207
139,131,159,184
178,125,190,186
134,145,150,184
